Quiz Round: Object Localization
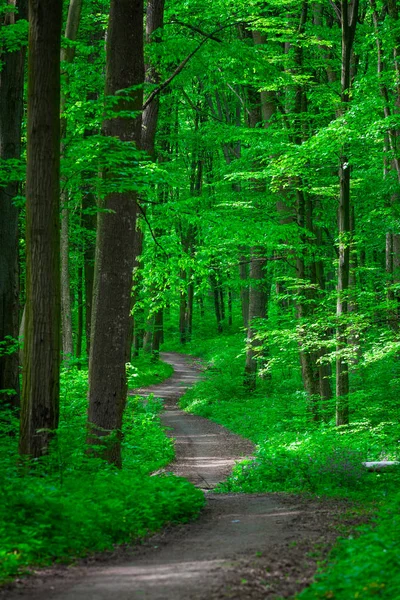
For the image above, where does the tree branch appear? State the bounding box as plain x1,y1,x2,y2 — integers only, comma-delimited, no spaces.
142,21,239,111
137,203,169,257
169,18,223,42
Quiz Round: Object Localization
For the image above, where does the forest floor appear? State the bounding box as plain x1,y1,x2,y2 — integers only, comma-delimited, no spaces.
3,353,360,600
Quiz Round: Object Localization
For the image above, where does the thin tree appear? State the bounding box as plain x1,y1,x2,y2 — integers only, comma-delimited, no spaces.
60,0,83,360
336,0,359,426
0,0,28,410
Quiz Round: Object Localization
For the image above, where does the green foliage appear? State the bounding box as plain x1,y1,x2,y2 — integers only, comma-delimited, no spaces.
0,362,204,585
297,494,400,599
176,330,400,598
127,355,174,389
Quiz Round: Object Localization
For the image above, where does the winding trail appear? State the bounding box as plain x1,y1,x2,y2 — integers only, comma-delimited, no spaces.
4,353,346,600
135,352,255,489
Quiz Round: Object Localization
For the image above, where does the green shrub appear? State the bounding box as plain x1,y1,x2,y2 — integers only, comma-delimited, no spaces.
176,331,400,599
298,492,400,599
0,359,204,585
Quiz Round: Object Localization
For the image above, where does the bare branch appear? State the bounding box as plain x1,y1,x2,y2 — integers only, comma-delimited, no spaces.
142,21,240,111
169,18,223,42
137,203,169,257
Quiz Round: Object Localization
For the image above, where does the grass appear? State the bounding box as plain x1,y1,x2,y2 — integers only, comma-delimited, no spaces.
0,357,204,585
127,355,174,389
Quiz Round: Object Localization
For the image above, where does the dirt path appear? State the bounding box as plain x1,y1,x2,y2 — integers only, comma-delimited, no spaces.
3,353,351,600
135,352,255,488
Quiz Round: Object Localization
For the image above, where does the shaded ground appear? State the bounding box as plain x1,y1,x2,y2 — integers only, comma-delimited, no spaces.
2,353,358,600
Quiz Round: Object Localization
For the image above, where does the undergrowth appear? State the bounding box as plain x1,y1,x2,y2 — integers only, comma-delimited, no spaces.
127,355,174,389
0,358,203,585
173,330,400,600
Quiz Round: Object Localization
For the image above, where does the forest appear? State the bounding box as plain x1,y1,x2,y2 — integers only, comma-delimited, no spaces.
1,0,400,597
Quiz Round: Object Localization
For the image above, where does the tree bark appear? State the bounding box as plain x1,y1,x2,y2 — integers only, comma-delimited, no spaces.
179,269,188,343
244,250,268,391
336,0,359,426
87,0,144,467
82,191,96,356
210,270,223,334
19,0,62,458
76,265,84,366
187,270,194,341
0,0,27,410
239,253,250,329
60,205,74,358
60,0,83,360
152,309,163,359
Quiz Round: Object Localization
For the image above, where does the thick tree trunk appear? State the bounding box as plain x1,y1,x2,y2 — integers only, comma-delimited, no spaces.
19,0,62,458
87,0,144,467
0,0,27,410
244,250,267,391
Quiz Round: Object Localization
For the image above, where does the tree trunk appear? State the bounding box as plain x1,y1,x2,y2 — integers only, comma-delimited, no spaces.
296,190,320,421
82,191,96,356
76,265,83,366
60,0,83,360
239,254,250,329
142,0,165,158
0,0,27,410
87,0,144,467
187,272,194,341
219,286,225,321
228,288,233,326
179,269,188,343
132,227,144,358
132,0,165,355
60,206,73,358
244,250,267,391
152,309,163,359
199,295,205,319
19,0,62,458
210,271,223,334
336,0,359,426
